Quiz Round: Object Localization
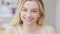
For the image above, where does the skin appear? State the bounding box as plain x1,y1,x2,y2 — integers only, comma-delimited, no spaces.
20,1,41,34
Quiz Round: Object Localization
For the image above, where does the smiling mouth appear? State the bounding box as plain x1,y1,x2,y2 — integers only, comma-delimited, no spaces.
24,18,34,22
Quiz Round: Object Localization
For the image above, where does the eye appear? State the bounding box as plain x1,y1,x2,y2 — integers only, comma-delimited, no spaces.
24,9,27,11
32,10,37,13
22,9,27,11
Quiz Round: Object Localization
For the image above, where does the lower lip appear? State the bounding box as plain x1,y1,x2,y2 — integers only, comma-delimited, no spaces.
25,19,33,22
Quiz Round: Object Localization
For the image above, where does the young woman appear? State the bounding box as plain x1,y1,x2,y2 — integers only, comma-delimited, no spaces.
4,0,56,34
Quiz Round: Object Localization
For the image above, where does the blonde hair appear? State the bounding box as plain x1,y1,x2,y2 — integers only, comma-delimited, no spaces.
10,0,45,26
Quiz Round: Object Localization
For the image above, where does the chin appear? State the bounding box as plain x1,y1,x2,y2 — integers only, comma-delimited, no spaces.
23,21,34,25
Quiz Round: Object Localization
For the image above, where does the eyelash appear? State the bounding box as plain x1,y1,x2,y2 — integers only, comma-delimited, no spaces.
32,11,37,13
22,9,27,11
22,9,37,12
33,11,36,12
24,9,27,11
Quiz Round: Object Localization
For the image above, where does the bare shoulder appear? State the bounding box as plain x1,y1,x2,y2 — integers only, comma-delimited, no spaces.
40,25,56,31
4,25,16,34
41,25,55,29
5,25,16,31
39,25,56,34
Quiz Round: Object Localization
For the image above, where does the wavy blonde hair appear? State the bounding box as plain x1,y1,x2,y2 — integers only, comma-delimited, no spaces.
10,0,45,26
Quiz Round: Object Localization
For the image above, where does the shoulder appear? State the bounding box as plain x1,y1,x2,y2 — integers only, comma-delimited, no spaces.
5,25,16,31
41,25,55,30
39,25,56,34
4,25,16,34
4,24,22,34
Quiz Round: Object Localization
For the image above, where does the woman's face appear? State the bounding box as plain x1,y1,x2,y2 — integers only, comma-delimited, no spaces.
21,1,40,25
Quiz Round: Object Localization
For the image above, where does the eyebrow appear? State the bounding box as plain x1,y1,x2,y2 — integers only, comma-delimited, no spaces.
22,7,39,10
31,8,39,10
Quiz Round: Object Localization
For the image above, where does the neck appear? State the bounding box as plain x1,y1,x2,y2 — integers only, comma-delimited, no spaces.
22,23,39,32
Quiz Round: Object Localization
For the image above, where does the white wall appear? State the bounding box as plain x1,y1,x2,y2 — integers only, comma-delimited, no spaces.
43,0,60,34
56,0,60,34
43,0,56,28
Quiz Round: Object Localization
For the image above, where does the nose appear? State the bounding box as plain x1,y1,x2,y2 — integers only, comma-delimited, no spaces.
26,12,31,18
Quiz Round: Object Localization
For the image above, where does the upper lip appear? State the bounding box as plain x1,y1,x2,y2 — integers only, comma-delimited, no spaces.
25,18,33,20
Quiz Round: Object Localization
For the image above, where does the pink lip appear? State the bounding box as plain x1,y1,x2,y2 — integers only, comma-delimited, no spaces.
25,18,33,22
23,17,34,22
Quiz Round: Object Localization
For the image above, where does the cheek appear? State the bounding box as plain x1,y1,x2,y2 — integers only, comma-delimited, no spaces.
32,15,39,22
33,15,39,20
32,13,40,18
21,12,25,19
32,13,40,21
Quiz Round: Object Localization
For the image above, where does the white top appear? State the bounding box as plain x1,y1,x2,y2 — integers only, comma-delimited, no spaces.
4,25,56,34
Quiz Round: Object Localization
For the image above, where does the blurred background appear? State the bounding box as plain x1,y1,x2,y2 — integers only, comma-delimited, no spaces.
0,0,19,34
0,0,60,34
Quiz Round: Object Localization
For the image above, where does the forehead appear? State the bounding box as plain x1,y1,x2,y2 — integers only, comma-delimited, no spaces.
23,1,39,9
